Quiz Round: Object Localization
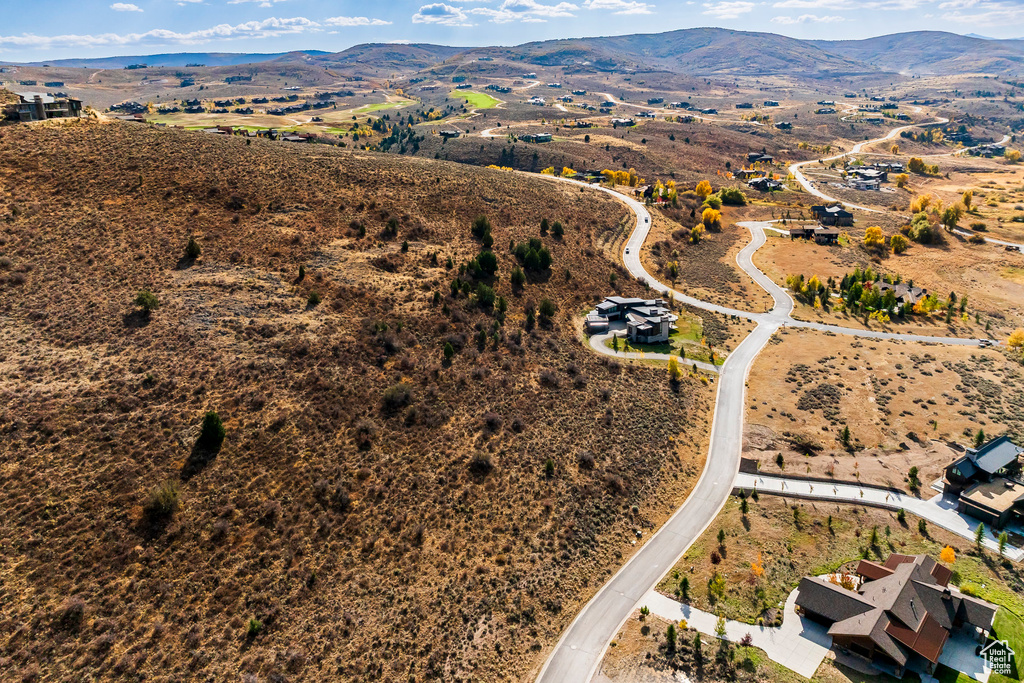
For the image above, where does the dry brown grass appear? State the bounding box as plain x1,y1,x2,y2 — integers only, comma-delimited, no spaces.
743,330,1024,489
0,120,715,682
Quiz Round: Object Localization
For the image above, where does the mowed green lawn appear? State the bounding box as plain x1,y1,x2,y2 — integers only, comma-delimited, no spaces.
450,90,500,109
353,100,414,114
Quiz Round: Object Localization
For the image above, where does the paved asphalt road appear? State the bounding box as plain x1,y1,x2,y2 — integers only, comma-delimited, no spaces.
535,184,790,682
534,174,987,683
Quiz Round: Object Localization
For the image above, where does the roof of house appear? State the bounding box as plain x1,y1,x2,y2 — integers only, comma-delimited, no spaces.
967,435,1023,474
797,554,995,666
961,478,1024,515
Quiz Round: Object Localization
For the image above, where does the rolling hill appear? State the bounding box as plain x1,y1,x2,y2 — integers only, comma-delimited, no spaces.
809,31,1024,76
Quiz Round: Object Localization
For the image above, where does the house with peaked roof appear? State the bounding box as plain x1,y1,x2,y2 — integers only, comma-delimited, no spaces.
811,205,854,227
944,436,1024,528
796,554,997,676
585,297,678,343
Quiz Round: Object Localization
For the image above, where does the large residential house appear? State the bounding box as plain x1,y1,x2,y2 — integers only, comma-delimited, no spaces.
944,435,1024,528
585,297,678,343
796,554,997,676
874,281,928,306
6,91,82,122
811,205,855,227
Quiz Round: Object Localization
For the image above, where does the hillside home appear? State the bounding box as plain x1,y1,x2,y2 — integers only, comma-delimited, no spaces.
850,178,881,191
700,108,718,114
735,102,754,109
811,205,854,227
874,281,928,306
944,436,1024,528
585,297,678,344
816,108,837,114
521,132,552,143
747,177,782,192
775,121,792,130
734,168,762,180
572,90,587,95
796,553,997,676
611,117,635,127
637,111,655,118
439,129,463,138
647,97,664,104
790,226,839,244
6,91,82,122
747,152,774,164
764,100,780,106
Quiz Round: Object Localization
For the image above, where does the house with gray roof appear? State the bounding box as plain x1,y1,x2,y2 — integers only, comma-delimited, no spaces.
944,435,1024,528
6,91,83,122
796,554,997,676
585,296,678,343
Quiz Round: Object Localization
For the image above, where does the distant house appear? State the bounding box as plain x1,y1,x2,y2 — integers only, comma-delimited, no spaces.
874,281,928,306
585,297,678,343
816,108,837,114
647,97,664,104
455,83,472,90
521,132,552,143
439,129,463,139
225,75,252,84
944,436,1024,528
528,97,545,106
811,205,854,227
637,110,655,118
849,178,881,191
452,75,466,83
546,82,561,88
775,121,792,130
733,168,762,180
790,226,839,244
796,553,997,677
700,108,718,115
735,102,754,109
611,117,635,127
43,81,64,88
6,91,82,122
572,89,587,95
817,100,835,105
747,177,782,192
747,152,774,164
764,100,780,107
559,95,573,102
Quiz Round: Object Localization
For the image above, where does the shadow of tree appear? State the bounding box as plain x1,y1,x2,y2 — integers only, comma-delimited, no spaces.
122,310,151,329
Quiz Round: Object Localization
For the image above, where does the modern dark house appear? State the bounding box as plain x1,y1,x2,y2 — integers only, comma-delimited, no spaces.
790,226,840,244
944,436,1024,528
747,176,782,192
585,297,678,343
6,91,83,122
796,554,997,676
812,205,855,227
521,132,553,143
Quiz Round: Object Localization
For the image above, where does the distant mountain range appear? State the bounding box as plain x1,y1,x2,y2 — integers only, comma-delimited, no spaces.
17,50,329,69
9,29,1024,77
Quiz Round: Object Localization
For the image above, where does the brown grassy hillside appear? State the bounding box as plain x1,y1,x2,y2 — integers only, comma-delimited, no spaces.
0,121,714,681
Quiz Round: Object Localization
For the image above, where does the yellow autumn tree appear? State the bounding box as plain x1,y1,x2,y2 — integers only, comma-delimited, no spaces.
751,552,765,579
895,173,909,189
1007,149,1022,163
940,545,956,564
1009,328,1024,350
962,190,973,212
695,180,713,199
890,143,900,154
668,356,682,382
541,166,556,176
690,223,705,244
702,207,721,230
864,226,885,248
890,234,909,254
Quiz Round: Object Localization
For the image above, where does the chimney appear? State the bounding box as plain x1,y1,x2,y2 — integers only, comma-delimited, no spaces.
33,95,44,121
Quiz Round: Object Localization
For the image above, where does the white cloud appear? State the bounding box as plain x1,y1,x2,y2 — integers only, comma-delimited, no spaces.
228,0,287,7
941,0,1024,24
471,0,578,22
771,13,844,22
773,0,924,8
323,16,392,26
583,0,654,14
0,16,320,51
412,3,473,25
702,1,755,18
111,2,143,10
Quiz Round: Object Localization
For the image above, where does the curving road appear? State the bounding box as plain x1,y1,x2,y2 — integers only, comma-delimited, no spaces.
534,172,988,683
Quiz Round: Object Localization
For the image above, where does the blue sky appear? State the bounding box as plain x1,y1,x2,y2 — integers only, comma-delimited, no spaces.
3,0,1023,62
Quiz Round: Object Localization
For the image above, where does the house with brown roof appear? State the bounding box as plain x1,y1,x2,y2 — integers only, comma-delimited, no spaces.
796,554,997,676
